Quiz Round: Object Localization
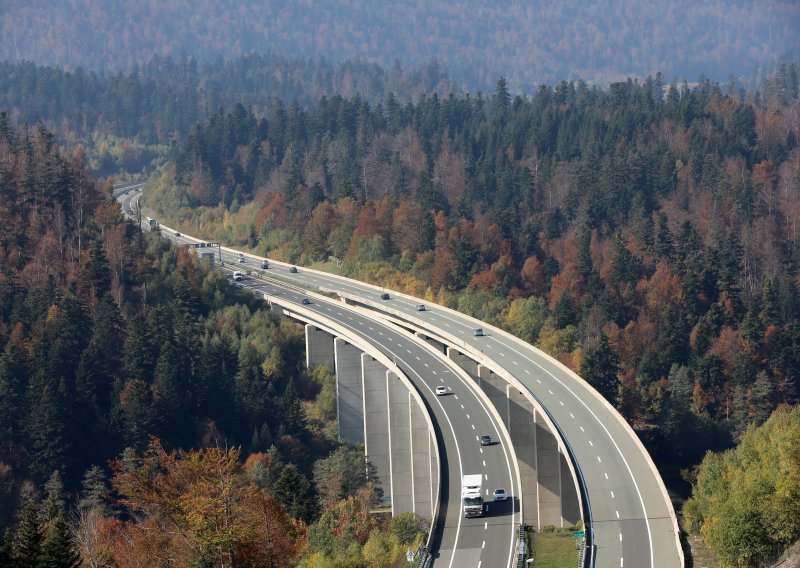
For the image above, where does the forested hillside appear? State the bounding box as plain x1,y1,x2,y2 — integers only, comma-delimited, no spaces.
0,119,428,565
683,405,800,567
0,55,453,143
2,0,797,89
146,74,800,476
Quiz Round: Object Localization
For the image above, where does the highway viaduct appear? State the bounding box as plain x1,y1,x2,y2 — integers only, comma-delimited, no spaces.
116,184,684,568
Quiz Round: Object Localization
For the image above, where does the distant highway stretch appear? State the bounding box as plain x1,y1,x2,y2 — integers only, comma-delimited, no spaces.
117,184,684,567
116,184,522,567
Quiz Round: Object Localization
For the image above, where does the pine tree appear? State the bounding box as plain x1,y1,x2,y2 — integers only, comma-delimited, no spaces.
273,464,316,523
152,341,189,447
654,212,673,260
580,334,620,403
40,517,80,568
25,374,70,483
14,502,43,566
494,77,511,110
85,240,112,300
749,371,775,426
41,471,65,524
279,381,307,439
78,465,110,515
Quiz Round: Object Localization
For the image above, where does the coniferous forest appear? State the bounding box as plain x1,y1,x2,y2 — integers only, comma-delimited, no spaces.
0,18,799,567
0,119,427,565
140,72,800,565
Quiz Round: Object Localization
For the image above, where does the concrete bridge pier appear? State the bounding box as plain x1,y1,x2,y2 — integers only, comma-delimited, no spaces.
334,338,365,445
305,325,335,369
305,333,435,517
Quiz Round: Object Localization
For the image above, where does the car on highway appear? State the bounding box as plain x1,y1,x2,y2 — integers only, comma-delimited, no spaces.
473,327,485,336
174,231,181,237
435,385,447,396
289,266,298,273
233,271,244,282
417,304,426,311
492,488,508,501
302,298,311,305
380,292,390,300
480,435,493,446
260,260,269,269
238,253,246,263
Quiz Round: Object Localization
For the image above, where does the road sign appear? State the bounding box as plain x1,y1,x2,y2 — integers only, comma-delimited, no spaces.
573,531,585,539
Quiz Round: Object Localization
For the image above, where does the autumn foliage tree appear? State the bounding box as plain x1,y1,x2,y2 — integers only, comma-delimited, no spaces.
107,439,300,568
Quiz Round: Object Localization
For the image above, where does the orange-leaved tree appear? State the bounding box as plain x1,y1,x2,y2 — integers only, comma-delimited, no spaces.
107,438,301,568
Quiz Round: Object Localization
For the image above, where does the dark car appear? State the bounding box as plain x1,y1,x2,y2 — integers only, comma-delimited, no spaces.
260,260,269,269
302,298,311,305
480,435,493,446
417,304,426,311
174,231,181,237
473,327,485,337
289,266,298,273
380,293,390,300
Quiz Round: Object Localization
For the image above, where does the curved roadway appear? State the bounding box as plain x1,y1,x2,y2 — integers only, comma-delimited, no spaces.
116,185,522,567
117,185,684,567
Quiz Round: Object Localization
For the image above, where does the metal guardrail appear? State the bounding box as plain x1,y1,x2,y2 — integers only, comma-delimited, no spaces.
412,541,431,568
517,524,526,567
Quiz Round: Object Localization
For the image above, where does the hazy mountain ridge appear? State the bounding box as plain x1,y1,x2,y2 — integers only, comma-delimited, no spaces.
2,0,797,91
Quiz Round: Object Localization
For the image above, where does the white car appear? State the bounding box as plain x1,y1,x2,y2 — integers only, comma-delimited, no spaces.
435,386,447,396
238,254,246,263
493,488,508,501
233,271,244,282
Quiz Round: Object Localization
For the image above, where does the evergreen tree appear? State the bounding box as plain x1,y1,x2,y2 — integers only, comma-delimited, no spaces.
750,371,775,426
14,502,43,567
151,341,190,447
40,517,80,568
78,465,110,515
40,471,65,524
24,374,71,483
654,212,673,260
494,77,511,110
272,464,316,523
85,240,112,300
610,233,641,285
580,333,620,403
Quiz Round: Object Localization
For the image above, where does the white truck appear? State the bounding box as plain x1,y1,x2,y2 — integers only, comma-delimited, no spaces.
462,474,484,517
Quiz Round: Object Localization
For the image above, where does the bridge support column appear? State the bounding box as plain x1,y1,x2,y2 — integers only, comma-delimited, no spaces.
362,354,392,510
535,408,562,527
415,331,446,354
560,452,581,525
388,372,413,514
334,339,364,445
411,398,435,518
305,325,335,370
446,347,478,378
509,387,539,528
477,364,509,426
